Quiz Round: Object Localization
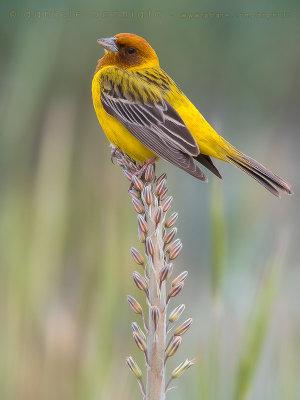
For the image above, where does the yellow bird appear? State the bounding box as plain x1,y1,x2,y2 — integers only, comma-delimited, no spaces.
92,33,292,197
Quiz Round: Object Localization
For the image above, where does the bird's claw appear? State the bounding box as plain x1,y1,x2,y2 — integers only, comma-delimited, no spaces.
128,157,157,190
110,147,119,164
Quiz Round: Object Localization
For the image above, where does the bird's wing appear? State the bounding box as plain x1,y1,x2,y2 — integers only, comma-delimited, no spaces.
100,70,207,181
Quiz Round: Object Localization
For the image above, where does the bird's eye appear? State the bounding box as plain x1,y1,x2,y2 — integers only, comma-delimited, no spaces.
127,47,136,55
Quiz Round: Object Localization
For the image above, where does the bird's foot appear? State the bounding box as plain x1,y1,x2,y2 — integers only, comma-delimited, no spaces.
128,157,157,190
135,157,157,179
110,146,120,164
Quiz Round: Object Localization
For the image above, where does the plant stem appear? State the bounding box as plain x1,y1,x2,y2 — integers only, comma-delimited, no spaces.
145,197,166,400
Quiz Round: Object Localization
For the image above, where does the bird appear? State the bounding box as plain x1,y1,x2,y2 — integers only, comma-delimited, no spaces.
92,33,293,197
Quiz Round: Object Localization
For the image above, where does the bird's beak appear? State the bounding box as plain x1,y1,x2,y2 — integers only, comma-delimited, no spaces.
97,37,118,53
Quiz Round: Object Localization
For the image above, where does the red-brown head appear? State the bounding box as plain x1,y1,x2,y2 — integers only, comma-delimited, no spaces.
95,33,159,72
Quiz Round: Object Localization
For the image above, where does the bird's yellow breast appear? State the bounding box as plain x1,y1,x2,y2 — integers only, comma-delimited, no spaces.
92,70,155,162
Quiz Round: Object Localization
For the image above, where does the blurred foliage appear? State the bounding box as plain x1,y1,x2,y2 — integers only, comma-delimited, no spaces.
0,0,299,399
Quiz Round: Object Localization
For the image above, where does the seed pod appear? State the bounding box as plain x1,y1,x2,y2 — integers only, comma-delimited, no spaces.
133,331,147,352
165,212,178,228
169,304,185,323
151,306,160,332
174,318,193,336
155,179,166,197
129,189,140,199
137,215,148,233
131,322,146,341
130,247,144,265
162,196,173,212
127,295,143,315
163,227,177,245
171,271,188,287
145,165,154,182
126,356,143,379
167,282,184,303
142,185,153,205
172,359,195,379
145,237,154,257
133,271,148,292
154,206,163,225
156,173,167,185
138,226,146,243
123,169,133,181
166,336,182,358
132,197,144,214
168,240,183,260
132,175,144,191
160,187,168,201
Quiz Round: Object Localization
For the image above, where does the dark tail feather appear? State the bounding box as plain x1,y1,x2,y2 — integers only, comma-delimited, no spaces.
227,153,293,197
194,154,222,179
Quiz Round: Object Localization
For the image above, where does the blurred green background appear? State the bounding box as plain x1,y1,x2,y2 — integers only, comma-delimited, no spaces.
0,0,299,399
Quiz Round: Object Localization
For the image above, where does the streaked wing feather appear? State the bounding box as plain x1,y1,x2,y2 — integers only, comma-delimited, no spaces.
102,98,206,180
125,124,207,181
101,84,199,157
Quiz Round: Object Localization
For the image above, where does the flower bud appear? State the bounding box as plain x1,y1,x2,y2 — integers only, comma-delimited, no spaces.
171,359,195,379
151,306,160,332
132,175,144,191
126,356,143,379
142,185,153,205
145,165,154,182
167,282,184,303
131,322,146,341
162,196,173,212
168,239,182,260
133,331,147,352
166,336,182,358
171,271,188,287
154,206,163,225
137,215,148,233
165,212,178,228
169,304,185,323
127,295,143,314
163,227,177,245
156,173,167,185
133,271,148,292
159,264,169,283
130,247,144,265
155,179,166,197
132,197,144,214
174,318,193,336
145,237,154,257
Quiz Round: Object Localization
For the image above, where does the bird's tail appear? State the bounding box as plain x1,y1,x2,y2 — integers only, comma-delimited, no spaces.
225,149,293,197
